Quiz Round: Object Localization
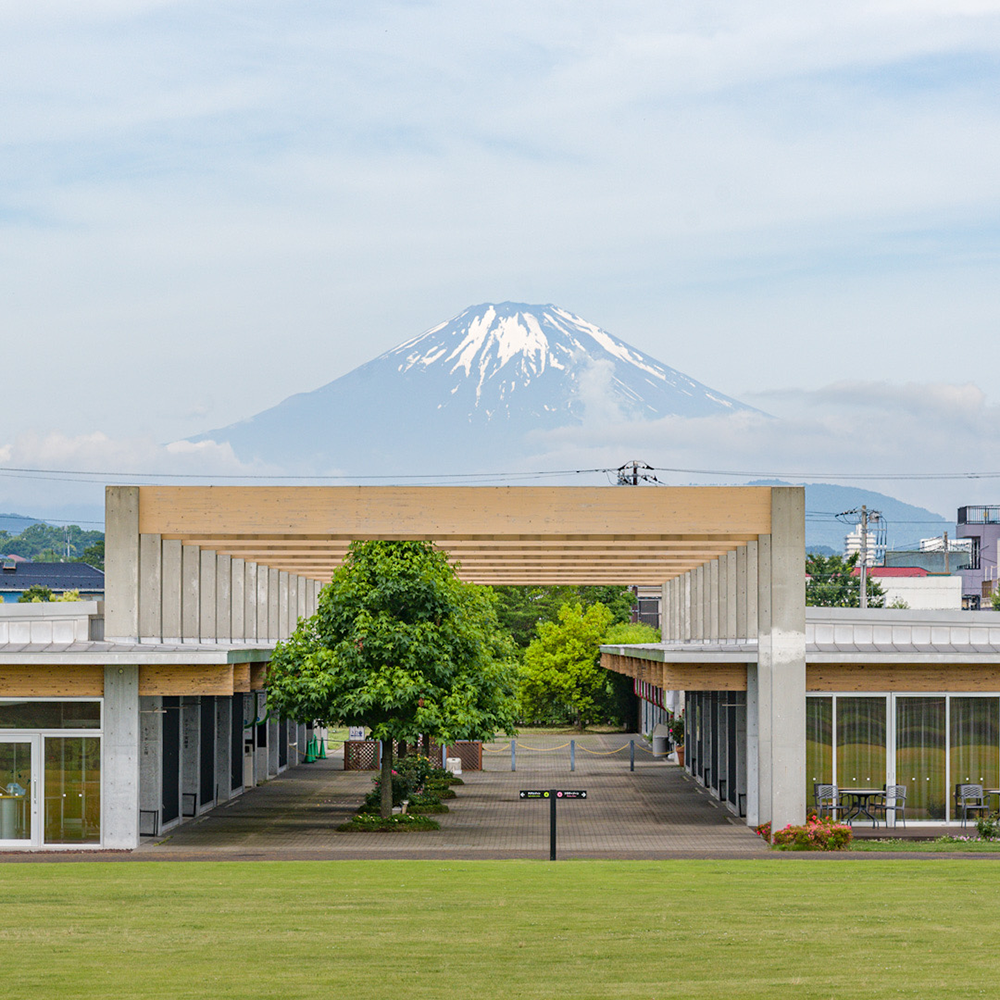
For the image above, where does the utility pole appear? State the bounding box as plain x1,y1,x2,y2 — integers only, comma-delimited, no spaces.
859,506,868,609
616,460,659,486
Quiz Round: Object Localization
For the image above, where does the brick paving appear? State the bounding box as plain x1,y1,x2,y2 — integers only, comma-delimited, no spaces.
121,732,768,861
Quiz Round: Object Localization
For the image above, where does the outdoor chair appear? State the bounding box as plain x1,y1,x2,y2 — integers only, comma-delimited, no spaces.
956,784,990,828
871,784,907,828
813,783,841,820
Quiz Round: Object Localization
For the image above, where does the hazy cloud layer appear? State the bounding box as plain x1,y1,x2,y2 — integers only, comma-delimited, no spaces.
2,2,999,520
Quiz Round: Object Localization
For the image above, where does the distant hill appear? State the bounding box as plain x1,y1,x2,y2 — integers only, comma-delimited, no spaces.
749,481,952,554
0,512,44,534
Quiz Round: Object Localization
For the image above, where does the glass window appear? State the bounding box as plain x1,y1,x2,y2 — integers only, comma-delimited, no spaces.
950,697,999,811
44,737,100,844
896,697,946,820
806,697,833,810
837,697,886,791
0,701,100,730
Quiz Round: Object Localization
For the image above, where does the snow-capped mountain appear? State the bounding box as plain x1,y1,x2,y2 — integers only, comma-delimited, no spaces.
189,302,759,473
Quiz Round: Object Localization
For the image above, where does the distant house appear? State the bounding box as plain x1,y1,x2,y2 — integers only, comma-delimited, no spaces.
850,565,962,610
0,559,104,603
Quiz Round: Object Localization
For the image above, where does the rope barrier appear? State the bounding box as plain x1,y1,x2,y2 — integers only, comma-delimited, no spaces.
576,744,631,756
515,741,572,751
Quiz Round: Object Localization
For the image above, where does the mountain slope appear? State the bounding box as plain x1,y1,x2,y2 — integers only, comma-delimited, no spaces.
190,302,759,473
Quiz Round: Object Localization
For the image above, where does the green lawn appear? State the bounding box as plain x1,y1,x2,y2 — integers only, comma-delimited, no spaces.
851,838,1000,852
3,859,1000,998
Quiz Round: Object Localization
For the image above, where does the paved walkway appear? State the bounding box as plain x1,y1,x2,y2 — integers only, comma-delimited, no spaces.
120,733,767,861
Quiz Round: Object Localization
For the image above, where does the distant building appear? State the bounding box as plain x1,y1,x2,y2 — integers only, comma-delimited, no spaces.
920,535,972,553
956,506,1000,609
851,566,962,610
844,522,884,566
0,559,104,603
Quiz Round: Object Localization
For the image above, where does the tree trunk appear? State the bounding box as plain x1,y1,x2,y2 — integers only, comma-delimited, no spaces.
421,733,430,757
380,739,393,819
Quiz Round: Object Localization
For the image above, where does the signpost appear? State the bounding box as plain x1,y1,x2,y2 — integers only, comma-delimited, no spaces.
519,789,587,860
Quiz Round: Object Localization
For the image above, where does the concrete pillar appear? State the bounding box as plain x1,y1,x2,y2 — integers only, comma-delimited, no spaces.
138,533,162,641
199,549,217,642
718,556,728,640
181,545,200,642
746,540,759,638
725,550,737,639
756,534,773,826
216,696,232,801
138,695,162,829
681,572,691,640
692,565,703,639
268,567,280,641
288,576,299,633
661,580,671,640
231,558,245,641
245,563,258,642
268,718,279,777
736,546,748,641
769,487,807,829
216,554,232,644
105,486,140,642
745,664,759,826
278,571,290,640
254,692,268,784
162,539,182,644
103,665,140,848
257,566,270,642
181,698,200,813
296,576,307,622
708,559,720,641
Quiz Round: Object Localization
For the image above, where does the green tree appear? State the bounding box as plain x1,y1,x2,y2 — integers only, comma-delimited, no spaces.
267,540,518,818
519,602,616,729
76,539,105,571
18,585,53,603
806,553,885,608
492,585,636,649
0,523,103,561
604,621,661,644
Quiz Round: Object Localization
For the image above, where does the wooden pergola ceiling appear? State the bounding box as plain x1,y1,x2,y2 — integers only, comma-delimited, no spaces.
138,486,774,586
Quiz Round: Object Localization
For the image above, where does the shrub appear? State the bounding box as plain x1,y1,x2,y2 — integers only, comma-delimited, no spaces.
976,814,1000,841
754,822,772,843
337,813,440,832
771,814,853,851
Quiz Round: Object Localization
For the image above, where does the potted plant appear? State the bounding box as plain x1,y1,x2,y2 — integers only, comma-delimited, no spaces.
669,713,685,767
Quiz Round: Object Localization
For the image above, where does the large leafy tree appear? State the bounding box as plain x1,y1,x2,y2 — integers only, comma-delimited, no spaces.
492,584,636,649
806,552,886,608
267,540,518,818
519,601,618,729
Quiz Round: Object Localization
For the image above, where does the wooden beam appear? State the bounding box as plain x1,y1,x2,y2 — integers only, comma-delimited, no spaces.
0,665,104,697
807,663,1000,693
138,664,234,696
139,486,773,537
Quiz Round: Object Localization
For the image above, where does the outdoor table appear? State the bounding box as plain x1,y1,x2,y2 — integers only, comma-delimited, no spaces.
839,788,883,828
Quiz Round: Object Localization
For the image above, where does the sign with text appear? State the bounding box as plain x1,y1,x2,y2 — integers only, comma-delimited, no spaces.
518,788,588,860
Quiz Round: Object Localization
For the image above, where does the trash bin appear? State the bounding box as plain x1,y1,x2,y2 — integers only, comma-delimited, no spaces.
651,722,671,758
445,757,462,775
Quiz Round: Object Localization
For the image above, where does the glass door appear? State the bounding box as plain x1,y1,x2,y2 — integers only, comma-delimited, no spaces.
0,737,39,846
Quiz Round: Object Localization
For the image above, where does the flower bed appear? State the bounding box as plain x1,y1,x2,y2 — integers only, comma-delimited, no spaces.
755,815,853,851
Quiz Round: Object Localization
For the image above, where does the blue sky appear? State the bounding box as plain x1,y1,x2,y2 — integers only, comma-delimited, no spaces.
2,1,1000,521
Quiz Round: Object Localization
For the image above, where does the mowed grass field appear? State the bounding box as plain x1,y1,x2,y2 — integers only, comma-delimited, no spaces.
4,859,1000,999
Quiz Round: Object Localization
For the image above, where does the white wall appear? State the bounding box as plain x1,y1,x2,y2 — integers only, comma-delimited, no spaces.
879,576,962,610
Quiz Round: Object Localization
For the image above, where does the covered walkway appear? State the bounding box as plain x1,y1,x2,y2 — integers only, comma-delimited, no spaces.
125,734,766,861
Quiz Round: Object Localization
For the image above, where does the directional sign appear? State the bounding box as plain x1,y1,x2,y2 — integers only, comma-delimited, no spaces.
518,789,588,860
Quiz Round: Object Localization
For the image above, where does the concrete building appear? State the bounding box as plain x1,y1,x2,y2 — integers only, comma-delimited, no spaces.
858,567,962,611
7,481,999,848
602,607,1000,826
957,505,1000,608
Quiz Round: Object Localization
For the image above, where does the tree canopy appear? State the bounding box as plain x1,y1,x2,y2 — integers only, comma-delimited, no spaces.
519,601,632,729
491,584,636,648
267,540,518,816
805,552,886,608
